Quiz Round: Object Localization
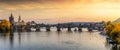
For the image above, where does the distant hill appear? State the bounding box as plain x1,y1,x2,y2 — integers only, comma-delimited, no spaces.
59,22,101,25
43,22,101,25
114,18,120,22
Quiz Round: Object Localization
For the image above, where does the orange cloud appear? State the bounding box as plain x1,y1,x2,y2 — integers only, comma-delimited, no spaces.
0,0,120,23
0,0,120,11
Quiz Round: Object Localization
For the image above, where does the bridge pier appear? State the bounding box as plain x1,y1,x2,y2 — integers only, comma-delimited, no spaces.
56,24,61,31
68,25,71,31
36,25,40,32
78,24,82,32
46,25,51,31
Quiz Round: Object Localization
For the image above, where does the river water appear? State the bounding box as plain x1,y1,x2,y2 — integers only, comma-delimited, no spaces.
0,28,111,50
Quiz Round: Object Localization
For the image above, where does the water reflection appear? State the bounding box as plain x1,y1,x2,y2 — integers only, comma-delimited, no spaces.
0,30,114,50
9,31,14,48
105,38,120,50
56,31,61,38
105,41,111,48
18,32,21,47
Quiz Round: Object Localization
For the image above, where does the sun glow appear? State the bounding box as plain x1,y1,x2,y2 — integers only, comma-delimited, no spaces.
1,0,120,23
70,2,120,21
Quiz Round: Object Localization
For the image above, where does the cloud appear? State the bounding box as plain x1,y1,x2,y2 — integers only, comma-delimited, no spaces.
0,0,120,5
0,0,79,5
0,0,120,11
0,0,80,11
0,0,120,23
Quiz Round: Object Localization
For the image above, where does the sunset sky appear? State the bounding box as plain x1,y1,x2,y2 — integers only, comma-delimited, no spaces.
0,0,120,23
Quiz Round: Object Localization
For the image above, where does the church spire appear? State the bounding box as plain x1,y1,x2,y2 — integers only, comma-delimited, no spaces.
9,13,14,26
18,15,21,22
10,13,14,17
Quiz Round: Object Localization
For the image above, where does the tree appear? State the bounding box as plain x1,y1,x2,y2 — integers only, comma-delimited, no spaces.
106,24,114,36
106,22,120,44
0,19,11,32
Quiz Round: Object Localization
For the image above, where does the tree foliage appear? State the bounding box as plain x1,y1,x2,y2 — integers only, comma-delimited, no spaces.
106,22,120,44
0,19,11,32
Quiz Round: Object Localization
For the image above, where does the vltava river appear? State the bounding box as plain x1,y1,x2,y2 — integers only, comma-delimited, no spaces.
0,28,111,50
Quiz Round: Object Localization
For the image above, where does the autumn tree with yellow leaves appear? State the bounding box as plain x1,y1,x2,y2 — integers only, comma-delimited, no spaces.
106,22,120,44
0,19,11,32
